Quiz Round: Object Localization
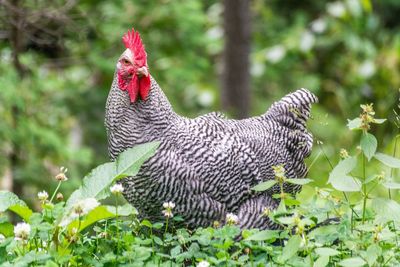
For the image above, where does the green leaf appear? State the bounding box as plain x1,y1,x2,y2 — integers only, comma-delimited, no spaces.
0,191,26,212
106,204,138,216
374,153,400,168
278,235,302,263
245,230,279,241
8,205,33,222
251,180,277,192
372,198,400,223
373,118,386,124
328,157,357,183
347,118,362,130
141,220,153,228
382,181,400,189
365,244,381,266
0,191,32,222
360,132,377,161
286,178,312,185
314,256,329,267
115,141,160,180
0,222,14,237
338,257,366,267
330,175,362,192
67,206,114,232
66,142,160,208
315,247,340,256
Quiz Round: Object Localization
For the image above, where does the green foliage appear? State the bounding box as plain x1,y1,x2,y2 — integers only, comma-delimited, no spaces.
2,105,400,266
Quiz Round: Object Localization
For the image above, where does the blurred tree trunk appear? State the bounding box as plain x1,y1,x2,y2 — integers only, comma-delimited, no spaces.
221,0,251,119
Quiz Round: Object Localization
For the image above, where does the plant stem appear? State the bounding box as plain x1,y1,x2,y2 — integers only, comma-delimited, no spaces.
362,153,367,224
49,181,62,203
115,196,120,262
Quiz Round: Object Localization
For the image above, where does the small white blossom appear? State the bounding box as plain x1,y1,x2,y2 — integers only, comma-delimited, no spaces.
265,45,286,63
358,61,376,78
110,183,124,194
162,201,175,218
197,260,210,267
163,202,176,209
299,31,315,52
327,1,346,18
0,234,5,243
55,166,68,182
72,198,100,216
14,222,31,241
226,213,239,225
37,191,49,202
311,18,327,33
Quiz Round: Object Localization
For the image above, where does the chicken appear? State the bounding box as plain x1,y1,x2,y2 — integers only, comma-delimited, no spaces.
105,28,318,229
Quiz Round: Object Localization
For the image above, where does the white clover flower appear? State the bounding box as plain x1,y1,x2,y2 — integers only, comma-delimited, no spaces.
72,198,100,216
0,234,5,243
358,61,376,78
265,45,286,63
37,190,49,202
163,202,176,209
162,201,175,218
311,18,327,34
226,213,239,225
14,222,31,241
110,183,124,195
197,260,210,267
55,166,68,182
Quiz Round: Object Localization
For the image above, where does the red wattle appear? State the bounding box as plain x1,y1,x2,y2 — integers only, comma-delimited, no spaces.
139,75,151,100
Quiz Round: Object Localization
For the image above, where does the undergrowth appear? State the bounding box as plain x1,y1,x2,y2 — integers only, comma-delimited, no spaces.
2,104,400,266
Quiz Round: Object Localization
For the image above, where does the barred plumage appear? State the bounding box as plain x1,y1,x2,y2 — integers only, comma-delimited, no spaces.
105,74,318,229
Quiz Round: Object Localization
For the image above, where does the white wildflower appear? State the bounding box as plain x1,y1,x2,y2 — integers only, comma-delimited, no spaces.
14,222,31,241
55,166,68,182
197,260,210,267
299,31,315,52
226,213,239,225
162,201,175,218
327,1,346,18
163,202,176,209
265,45,286,63
358,61,376,78
37,191,49,202
0,234,5,243
110,183,124,195
311,18,327,33
72,198,100,216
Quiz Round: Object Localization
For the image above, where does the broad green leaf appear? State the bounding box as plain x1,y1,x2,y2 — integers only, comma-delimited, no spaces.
67,206,114,232
382,181,400,189
0,222,14,237
252,180,277,191
106,204,138,216
66,142,160,208
115,141,160,179
278,235,302,263
330,175,362,192
245,230,279,241
328,157,357,183
374,153,400,168
0,191,26,212
365,244,381,266
347,118,362,130
0,191,32,222
141,220,153,228
315,247,340,256
314,255,329,267
286,178,312,185
372,198,400,223
338,257,366,267
360,132,377,161
8,204,33,222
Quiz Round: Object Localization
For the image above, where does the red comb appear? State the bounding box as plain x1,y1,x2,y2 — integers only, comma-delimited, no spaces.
122,28,147,66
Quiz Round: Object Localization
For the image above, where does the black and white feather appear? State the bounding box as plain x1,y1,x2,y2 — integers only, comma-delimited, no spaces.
105,75,318,229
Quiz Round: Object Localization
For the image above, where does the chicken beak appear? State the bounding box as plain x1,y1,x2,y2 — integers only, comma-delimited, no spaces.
136,66,149,78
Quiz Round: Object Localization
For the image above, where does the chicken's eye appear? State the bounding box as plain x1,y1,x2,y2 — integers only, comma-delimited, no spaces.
122,59,130,65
